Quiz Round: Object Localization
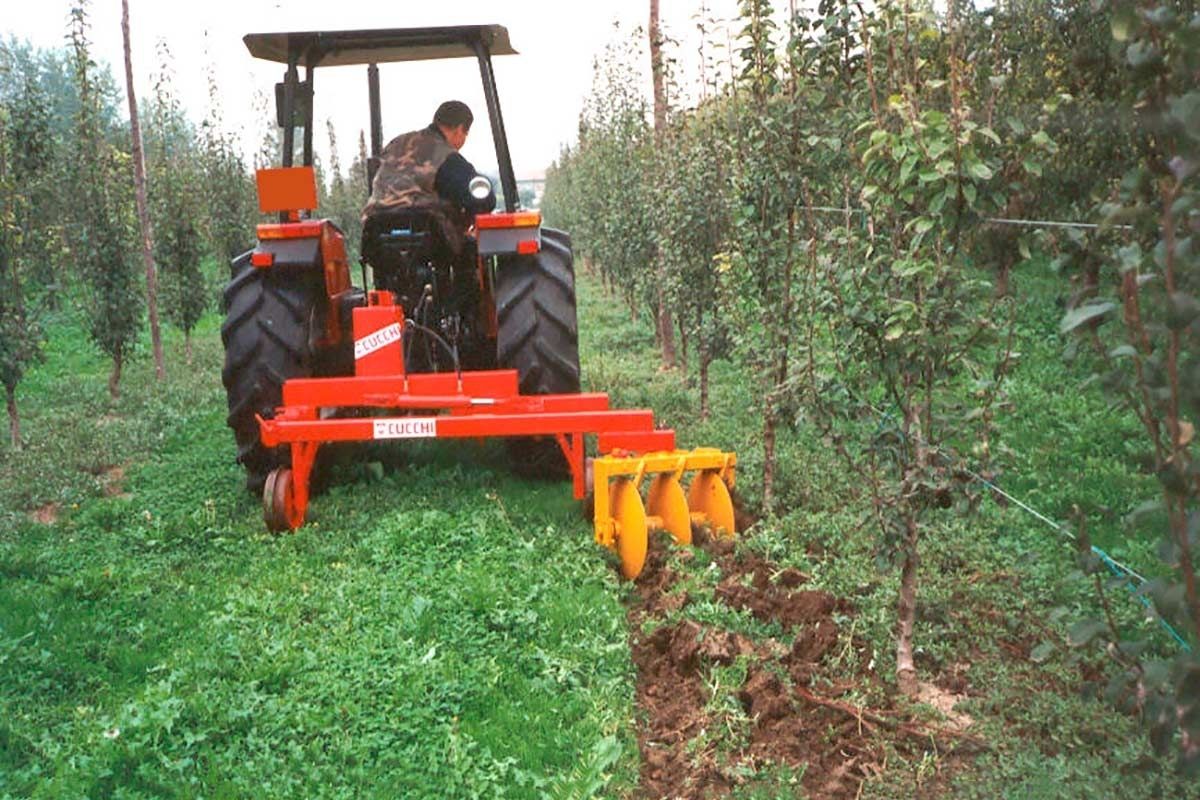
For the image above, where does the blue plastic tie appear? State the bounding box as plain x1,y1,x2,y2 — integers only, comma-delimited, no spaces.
966,469,1192,653
858,398,1192,652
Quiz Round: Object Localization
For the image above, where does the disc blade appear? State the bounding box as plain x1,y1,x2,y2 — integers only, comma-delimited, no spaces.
611,477,647,579
277,468,304,530
687,471,735,538
264,468,301,533
647,474,691,545
263,468,286,532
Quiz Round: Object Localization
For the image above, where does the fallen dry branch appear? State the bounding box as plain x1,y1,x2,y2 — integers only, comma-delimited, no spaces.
793,687,988,751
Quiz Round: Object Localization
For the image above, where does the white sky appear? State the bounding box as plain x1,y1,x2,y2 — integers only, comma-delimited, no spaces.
3,0,747,180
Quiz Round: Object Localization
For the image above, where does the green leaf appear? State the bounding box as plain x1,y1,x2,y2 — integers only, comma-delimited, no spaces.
1126,40,1159,67
927,139,950,160
1059,302,1117,333
1167,292,1200,330
969,162,994,181
1169,92,1200,141
1031,130,1055,150
1111,6,1137,41
1030,642,1055,663
1067,619,1109,648
891,259,925,278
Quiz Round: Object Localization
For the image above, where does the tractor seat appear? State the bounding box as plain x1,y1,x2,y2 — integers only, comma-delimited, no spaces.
361,209,446,270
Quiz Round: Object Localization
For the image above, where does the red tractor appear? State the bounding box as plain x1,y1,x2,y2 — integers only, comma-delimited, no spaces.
221,25,736,579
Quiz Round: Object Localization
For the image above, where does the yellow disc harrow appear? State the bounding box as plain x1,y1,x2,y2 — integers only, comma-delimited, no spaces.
592,448,737,579
610,477,648,580
647,474,691,545
688,470,735,539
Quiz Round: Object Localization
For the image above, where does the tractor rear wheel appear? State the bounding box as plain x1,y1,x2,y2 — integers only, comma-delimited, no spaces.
495,227,581,477
221,252,323,493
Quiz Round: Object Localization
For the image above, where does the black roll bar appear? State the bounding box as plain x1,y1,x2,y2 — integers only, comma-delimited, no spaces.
471,39,518,212
302,63,315,167
281,58,298,168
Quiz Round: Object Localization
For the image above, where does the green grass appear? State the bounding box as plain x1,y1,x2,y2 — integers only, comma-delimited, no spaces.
0,258,1196,798
0,314,633,798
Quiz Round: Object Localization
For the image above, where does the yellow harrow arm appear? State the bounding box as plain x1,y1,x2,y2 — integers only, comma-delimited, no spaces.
592,448,737,579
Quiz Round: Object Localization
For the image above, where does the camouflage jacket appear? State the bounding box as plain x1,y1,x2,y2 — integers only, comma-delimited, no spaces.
361,125,466,251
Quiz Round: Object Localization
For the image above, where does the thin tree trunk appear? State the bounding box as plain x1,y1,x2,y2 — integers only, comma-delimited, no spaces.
678,318,689,377
657,295,676,370
122,0,164,381
699,343,711,422
648,0,676,371
109,351,123,400
896,512,920,696
6,385,19,450
649,0,668,134
995,257,1011,298
896,401,927,696
762,399,776,515
185,330,193,365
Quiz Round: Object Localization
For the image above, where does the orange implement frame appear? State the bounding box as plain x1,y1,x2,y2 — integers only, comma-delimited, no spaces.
254,296,737,579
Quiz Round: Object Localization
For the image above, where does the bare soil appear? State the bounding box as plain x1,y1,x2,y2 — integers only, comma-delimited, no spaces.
628,531,972,799
101,465,129,498
29,503,59,525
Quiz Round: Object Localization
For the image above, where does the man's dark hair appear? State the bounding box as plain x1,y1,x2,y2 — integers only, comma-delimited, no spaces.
433,100,473,131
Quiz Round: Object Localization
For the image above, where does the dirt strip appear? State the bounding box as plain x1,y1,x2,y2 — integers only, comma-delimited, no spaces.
628,533,963,799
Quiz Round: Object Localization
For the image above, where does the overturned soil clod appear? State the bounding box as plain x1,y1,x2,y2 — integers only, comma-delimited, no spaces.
628,535,961,799
713,550,849,631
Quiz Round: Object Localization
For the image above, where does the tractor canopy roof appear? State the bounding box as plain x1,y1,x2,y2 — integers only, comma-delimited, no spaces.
243,25,517,68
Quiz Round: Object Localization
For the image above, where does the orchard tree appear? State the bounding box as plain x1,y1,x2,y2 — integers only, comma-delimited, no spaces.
572,33,658,318
320,121,365,263
653,104,732,419
121,0,164,379
1058,0,1200,770
648,0,677,369
70,1,142,399
200,61,255,264
0,76,44,449
148,42,206,362
798,0,1049,692
2,47,63,309
720,0,807,513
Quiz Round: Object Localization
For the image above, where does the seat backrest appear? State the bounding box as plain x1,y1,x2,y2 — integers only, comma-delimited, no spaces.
361,208,449,269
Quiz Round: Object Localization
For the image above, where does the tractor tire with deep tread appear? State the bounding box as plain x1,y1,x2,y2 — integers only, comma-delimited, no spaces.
221,252,323,493
495,227,581,478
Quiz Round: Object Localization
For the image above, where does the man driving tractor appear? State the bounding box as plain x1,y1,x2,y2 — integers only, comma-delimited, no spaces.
361,100,496,254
